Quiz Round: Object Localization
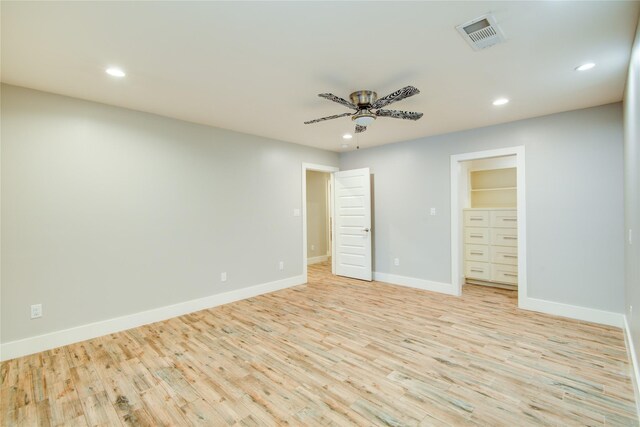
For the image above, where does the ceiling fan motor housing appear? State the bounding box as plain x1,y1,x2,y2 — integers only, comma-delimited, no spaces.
350,90,378,108
350,90,378,126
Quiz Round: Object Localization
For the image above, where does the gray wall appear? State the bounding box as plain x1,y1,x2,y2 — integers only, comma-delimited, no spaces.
341,103,625,313
1,84,339,343
624,21,640,360
0,81,628,346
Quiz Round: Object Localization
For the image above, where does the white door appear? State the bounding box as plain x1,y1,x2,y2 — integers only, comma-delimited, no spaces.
333,168,372,281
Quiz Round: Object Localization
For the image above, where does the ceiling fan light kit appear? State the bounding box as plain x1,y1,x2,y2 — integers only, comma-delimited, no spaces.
353,112,376,127
304,85,424,135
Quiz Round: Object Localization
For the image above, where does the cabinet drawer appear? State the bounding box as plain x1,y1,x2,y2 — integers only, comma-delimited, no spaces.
491,246,518,265
491,228,518,247
464,210,489,227
491,263,518,285
465,261,490,280
490,210,517,228
465,244,489,262
464,228,489,244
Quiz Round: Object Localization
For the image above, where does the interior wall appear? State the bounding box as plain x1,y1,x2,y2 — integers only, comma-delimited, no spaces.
306,170,329,261
0,84,339,344
624,20,640,361
341,103,625,313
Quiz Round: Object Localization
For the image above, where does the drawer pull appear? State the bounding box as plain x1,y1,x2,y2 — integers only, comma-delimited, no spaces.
470,217,483,220
503,255,517,258
470,251,484,255
503,236,517,240
503,273,518,277
503,218,517,221
470,269,484,272
470,234,483,238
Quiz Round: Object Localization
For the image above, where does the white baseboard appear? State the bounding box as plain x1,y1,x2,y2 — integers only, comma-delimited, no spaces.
623,315,640,419
373,272,457,296
0,274,305,361
307,255,329,265
373,272,623,327
519,297,624,327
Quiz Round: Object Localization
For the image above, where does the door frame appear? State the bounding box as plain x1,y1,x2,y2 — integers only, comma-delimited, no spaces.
302,163,339,281
450,146,527,307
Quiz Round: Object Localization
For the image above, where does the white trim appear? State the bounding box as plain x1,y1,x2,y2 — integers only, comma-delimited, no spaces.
515,149,527,309
307,255,329,265
0,274,305,361
301,163,339,281
519,297,624,327
330,173,336,276
373,272,457,296
450,146,527,302
623,315,640,419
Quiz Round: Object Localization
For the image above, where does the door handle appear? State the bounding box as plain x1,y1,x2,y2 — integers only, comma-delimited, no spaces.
363,228,370,232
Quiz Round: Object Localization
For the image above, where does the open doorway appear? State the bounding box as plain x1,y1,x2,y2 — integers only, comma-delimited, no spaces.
450,147,527,307
302,163,339,282
306,170,332,269
461,156,518,293
302,163,373,283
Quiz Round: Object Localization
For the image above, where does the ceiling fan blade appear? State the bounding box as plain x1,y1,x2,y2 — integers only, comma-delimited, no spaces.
371,86,420,109
304,112,352,124
376,109,423,121
318,93,357,110
355,124,367,133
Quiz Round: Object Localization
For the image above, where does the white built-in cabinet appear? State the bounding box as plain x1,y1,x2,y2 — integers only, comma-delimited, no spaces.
469,167,516,208
463,167,518,288
464,209,518,287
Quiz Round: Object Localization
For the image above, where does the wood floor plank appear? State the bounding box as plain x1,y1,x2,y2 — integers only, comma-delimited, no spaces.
1,261,637,426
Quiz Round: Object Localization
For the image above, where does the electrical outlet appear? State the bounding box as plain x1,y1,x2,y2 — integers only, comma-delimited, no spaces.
293,208,301,217
394,258,400,266
31,304,42,319
430,207,436,216
311,244,315,251
221,272,227,282
279,261,284,271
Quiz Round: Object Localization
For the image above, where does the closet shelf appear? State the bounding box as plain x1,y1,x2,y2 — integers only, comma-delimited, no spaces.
471,187,516,192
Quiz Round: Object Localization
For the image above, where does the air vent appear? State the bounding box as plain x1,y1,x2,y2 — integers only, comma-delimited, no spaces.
456,14,505,51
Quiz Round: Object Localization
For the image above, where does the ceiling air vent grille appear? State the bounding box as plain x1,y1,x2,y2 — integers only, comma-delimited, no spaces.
456,14,505,51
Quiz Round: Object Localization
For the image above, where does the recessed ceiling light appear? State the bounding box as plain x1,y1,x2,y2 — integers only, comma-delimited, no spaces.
575,63,595,72
105,67,126,77
342,134,353,140
492,98,509,106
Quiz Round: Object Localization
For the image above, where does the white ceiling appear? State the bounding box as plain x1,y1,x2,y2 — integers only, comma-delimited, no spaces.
2,1,639,152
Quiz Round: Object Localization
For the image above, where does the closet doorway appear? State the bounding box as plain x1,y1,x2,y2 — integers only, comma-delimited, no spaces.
302,163,338,281
306,170,332,266
450,147,527,307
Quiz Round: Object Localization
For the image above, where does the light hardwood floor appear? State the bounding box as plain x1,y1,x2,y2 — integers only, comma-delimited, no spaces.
1,261,637,426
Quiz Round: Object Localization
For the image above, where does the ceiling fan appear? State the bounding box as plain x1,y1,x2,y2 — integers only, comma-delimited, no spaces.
304,85,423,133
